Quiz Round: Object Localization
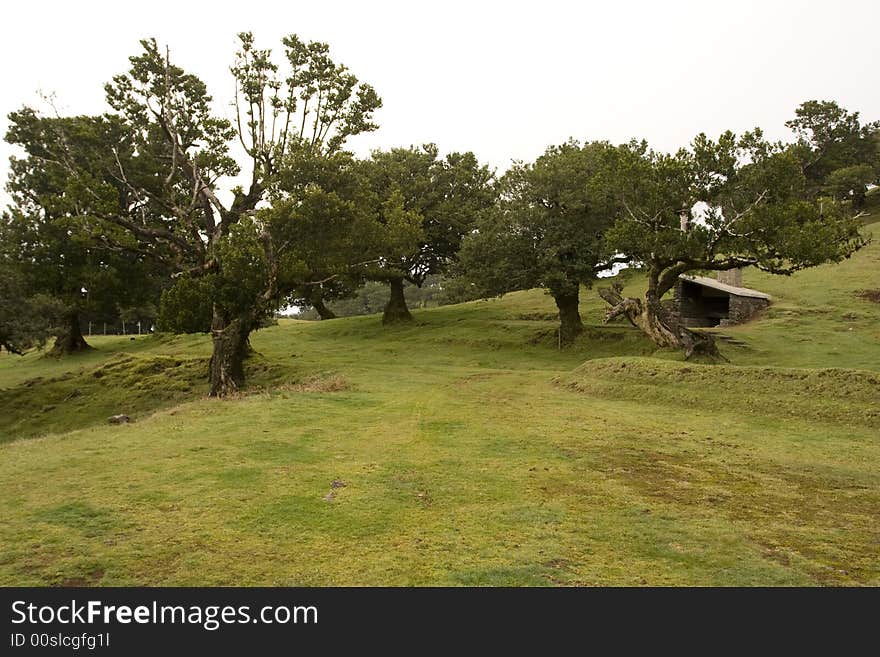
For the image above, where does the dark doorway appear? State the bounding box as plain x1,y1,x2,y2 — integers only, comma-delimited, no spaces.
679,281,730,327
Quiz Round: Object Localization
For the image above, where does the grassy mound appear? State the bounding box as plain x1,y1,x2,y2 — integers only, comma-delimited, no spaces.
0,355,208,442
557,357,880,429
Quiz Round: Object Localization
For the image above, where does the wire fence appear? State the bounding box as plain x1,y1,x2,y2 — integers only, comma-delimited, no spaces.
81,319,154,336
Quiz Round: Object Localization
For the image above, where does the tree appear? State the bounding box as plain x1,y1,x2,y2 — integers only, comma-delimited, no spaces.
0,258,61,354
4,112,169,354
291,279,380,318
259,148,399,326
360,145,495,324
786,100,879,193
824,164,876,209
5,33,381,395
599,132,866,357
292,281,344,319
457,140,625,344
156,274,215,333
274,148,382,321
296,274,453,319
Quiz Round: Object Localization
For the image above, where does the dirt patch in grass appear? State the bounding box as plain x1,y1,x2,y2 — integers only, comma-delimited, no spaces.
855,289,880,303
60,568,106,587
455,372,504,385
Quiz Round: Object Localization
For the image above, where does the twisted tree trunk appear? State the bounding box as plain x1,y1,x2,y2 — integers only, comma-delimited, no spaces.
50,311,91,356
209,306,253,397
599,283,724,360
382,277,412,324
553,289,584,346
311,297,337,320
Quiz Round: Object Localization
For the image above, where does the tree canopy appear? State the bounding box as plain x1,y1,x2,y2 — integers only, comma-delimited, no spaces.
359,145,496,324
457,140,625,343
0,256,61,354
3,112,169,353
786,99,879,202
599,131,866,357
5,33,382,394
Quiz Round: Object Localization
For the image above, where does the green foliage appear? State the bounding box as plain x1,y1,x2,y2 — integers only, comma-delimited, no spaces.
158,219,291,333
105,37,239,184
271,149,401,312
361,145,496,285
212,218,275,317
785,99,879,192
157,276,215,333
5,109,135,221
0,262,62,354
231,32,381,157
277,144,493,322
317,281,391,317
119,303,157,327
3,112,168,348
458,140,623,301
605,131,867,299
824,164,876,208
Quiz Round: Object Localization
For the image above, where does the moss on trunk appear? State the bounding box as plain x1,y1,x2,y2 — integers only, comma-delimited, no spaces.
208,308,253,397
554,290,584,346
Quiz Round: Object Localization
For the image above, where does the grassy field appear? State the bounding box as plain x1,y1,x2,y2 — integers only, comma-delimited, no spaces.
0,221,878,586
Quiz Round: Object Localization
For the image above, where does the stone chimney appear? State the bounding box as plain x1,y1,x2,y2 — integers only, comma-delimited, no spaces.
717,268,743,287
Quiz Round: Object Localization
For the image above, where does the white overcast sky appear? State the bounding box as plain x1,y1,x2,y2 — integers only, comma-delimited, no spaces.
1,0,877,204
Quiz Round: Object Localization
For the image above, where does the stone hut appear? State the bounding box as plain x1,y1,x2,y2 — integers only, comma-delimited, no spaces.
673,269,770,328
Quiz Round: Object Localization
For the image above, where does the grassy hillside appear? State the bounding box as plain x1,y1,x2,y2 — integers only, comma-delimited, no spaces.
0,222,878,586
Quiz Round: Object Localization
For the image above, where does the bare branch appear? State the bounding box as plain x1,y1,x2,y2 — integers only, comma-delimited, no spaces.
300,259,385,286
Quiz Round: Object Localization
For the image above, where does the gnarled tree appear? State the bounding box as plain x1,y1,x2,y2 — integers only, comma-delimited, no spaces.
786,100,879,196
6,33,381,394
600,133,867,358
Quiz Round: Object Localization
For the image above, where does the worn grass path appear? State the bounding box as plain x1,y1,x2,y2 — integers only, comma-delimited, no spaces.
1,221,878,586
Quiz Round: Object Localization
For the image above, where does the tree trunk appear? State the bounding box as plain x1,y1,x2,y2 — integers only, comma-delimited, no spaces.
853,188,866,210
553,290,584,346
599,283,724,360
209,307,253,397
312,297,337,320
50,311,91,356
382,278,412,324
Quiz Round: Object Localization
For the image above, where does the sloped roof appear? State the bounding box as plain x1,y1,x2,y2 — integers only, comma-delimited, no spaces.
679,275,772,300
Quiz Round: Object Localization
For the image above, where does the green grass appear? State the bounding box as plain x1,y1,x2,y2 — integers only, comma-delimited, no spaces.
0,223,878,586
